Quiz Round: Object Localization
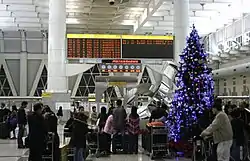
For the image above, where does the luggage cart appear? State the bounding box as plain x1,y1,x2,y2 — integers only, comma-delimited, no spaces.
67,146,89,161
112,132,129,154
87,131,99,156
147,125,169,160
42,132,55,161
192,136,213,161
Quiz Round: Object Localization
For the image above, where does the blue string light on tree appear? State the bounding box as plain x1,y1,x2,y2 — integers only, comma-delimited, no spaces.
167,25,214,142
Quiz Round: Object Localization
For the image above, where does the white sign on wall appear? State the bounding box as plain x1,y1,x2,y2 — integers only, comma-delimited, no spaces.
55,102,71,110
99,103,109,112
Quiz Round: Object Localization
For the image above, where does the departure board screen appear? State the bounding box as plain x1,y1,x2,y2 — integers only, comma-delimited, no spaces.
122,39,173,59
67,38,121,58
67,34,174,59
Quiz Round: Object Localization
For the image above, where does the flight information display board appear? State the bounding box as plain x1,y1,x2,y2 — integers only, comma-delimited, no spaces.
122,39,173,59
67,34,174,59
67,38,121,58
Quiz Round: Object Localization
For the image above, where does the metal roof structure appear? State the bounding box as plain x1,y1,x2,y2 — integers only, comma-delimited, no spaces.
0,0,249,35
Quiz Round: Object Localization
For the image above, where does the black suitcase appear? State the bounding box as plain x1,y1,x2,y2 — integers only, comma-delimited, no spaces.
0,122,9,139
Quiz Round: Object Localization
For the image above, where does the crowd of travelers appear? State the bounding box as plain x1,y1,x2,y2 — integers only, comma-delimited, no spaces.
65,99,141,161
200,98,250,161
0,99,141,161
2,97,249,161
0,102,62,161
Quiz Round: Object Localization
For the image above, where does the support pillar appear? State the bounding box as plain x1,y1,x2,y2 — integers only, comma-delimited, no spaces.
174,0,189,64
0,31,4,53
43,0,70,121
47,0,67,92
242,13,246,45
20,31,28,96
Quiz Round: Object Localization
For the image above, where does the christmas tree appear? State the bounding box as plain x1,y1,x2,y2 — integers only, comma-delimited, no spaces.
168,25,214,141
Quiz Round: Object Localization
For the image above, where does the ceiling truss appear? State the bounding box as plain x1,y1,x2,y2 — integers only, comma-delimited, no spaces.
0,0,248,35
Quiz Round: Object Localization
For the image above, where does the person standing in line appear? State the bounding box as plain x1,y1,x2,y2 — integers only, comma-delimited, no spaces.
70,112,89,161
56,106,63,124
231,109,245,161
97,107,108,153
28,103,47,161
113,99,127,133
8,105,18,139
0,103,11,122
90,106,98,125
201,100,233,161
103,108,114,154
98,107,108,132
17,101,28,149
127,106,140,154
149,102,168,123
112,99,127,153
43,106,60,161
107,103,115,116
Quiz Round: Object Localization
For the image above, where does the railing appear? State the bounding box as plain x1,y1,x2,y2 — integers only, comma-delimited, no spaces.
217,95,250,99
0,96,89,108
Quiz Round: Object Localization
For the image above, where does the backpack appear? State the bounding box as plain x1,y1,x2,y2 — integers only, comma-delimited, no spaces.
9,116,17,126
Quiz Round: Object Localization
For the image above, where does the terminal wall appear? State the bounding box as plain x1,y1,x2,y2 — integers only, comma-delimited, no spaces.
0,31,156,98
0,30,79,97
214,74,250,97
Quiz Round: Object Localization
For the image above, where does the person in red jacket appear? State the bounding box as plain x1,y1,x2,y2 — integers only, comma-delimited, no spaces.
127,106,140,154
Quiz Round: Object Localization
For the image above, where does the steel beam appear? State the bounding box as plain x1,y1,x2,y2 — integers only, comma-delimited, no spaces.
133,0,163,33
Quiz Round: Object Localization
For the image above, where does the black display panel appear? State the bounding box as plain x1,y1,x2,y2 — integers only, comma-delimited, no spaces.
67,38,121,58
122,39,173,59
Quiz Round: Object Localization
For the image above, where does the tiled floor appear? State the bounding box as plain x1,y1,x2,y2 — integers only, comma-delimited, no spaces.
0,139,27,161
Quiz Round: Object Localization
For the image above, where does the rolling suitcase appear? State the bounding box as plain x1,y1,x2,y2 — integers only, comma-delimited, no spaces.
0,122,9,139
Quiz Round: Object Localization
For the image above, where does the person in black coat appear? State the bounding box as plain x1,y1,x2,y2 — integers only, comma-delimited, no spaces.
64,112,74,137
28,103,47,161
17,101,28,148
231,109,245,161
57,106,63,124
70,112,89,161
8,105,18,139
43,105,60,161
0,103,11,122
149,103,168,123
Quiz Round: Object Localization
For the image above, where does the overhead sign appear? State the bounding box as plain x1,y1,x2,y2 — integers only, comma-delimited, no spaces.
100,64,141,73
109,82,127,86
101,59,141,73
102,59,141,64
88,93,96,102
67,34,173,40
42,92,52,98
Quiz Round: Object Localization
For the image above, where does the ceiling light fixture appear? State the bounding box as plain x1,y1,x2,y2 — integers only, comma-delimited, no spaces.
200,3,205,10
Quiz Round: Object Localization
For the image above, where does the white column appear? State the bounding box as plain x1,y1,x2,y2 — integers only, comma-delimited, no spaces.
47,0,67,92
20,31,27,96
174,0,189,64
242,13,246,45
0,31,4,53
